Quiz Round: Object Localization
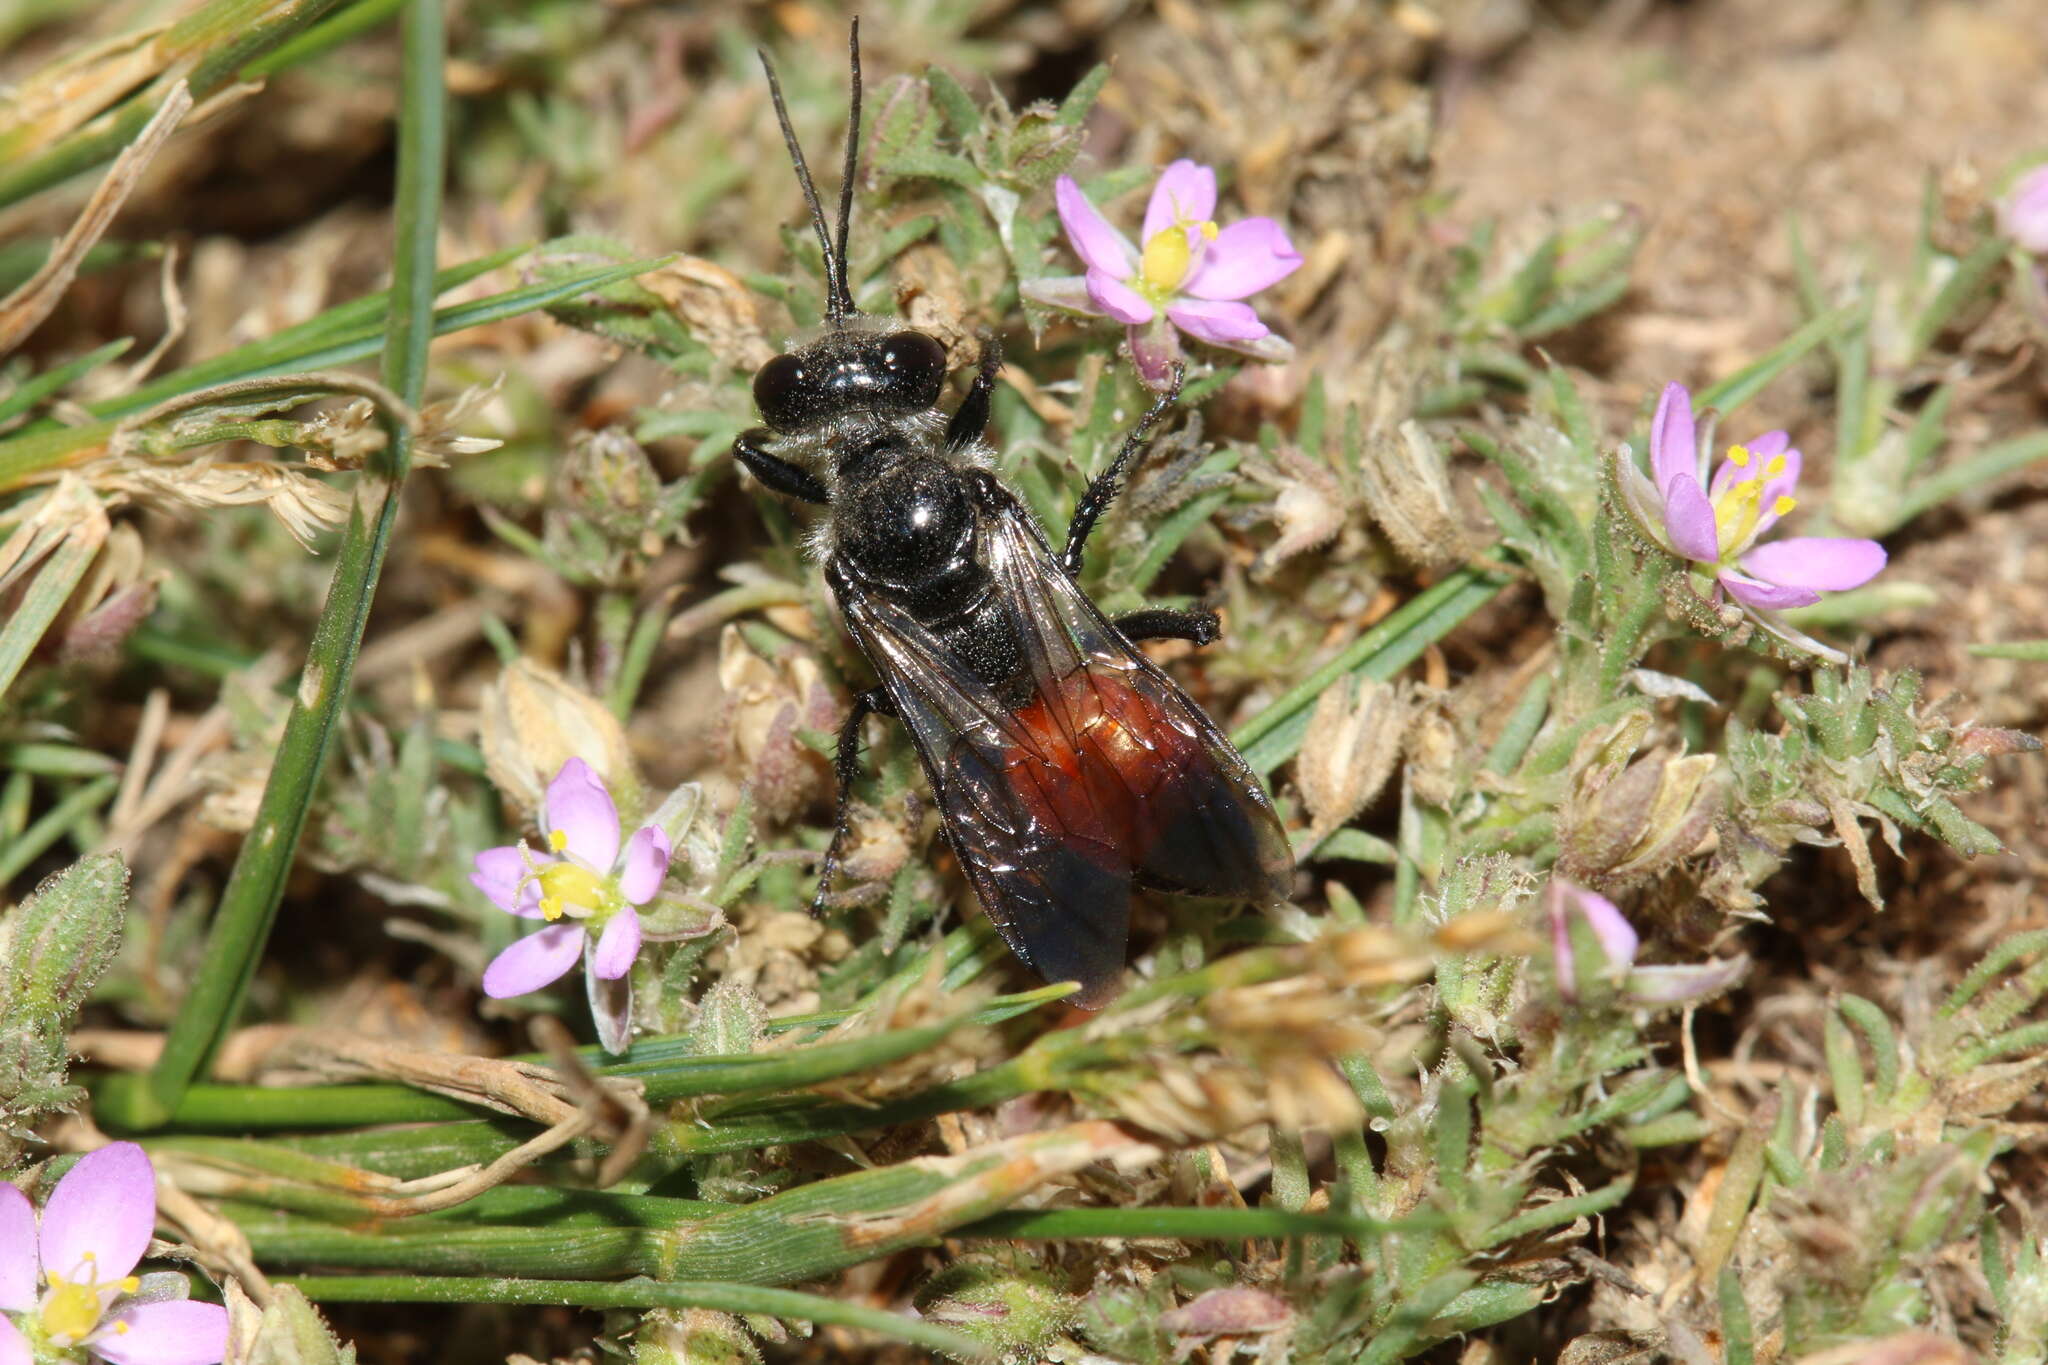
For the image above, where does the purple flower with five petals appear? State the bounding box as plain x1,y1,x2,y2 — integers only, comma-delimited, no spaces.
1,1143,229,1365
1616,382,1886,659
1021,159,1302,389
472,757,671,1053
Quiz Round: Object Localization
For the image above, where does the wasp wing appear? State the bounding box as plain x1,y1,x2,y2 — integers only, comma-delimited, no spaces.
835,473,1291,1007
975,475,1293,906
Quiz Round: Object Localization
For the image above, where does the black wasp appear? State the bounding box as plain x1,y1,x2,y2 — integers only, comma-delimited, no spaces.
736,24,1293,1006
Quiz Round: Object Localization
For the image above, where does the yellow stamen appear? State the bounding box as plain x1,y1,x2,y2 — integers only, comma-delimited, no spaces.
535,861,611,920
1725,444,1751,468
121,1276,140,1293
39,1272,106,1342
548,829,568,852
1765,455,1787,477
117,1322,131,1334
1772,495,1796,517
1199,220,1219,240
1713,478,1765,552
1139,227,1192,294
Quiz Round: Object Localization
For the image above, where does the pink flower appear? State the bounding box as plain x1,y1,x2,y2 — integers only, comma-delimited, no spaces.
472,757,670,1054
1546,879,1748,1009
2000,164,2048,255
1615,383,1886,661
0,1143,228,1365
1021,159,1302,389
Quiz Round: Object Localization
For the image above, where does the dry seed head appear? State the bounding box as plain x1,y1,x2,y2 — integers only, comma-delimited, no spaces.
1358,419,1468,567
716,625,834,823
477,658,641,819
1561,750,1721,887
638,255,774,370
89,456,351,549
1297,675,1412,841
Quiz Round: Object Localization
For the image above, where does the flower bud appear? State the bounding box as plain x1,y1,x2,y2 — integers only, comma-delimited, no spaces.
477,658,640,820
915,1262,1080,1354
1160,1287,1292,1340
1297,676,1411,841
0,853,128,1164
633,1309,762,1365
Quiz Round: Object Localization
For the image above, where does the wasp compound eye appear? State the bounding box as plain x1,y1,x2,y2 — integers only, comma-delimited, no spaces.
752,353,814,431
877,331,946,410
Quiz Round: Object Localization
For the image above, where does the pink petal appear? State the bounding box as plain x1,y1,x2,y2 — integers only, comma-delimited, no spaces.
1085,269,1155,326
1719,570,1821,612
0,1315,29,1365
544,758,619,870
1547,879,1639,1002
1167,299,1269,345
480,924,585,998
1661,473,1720,563
1143,160,1217,243
470,845,546,918
1018,274,1100,316
1562,880,1639,965
617,826,671,905
1054,176,1137,278
591,908,643,980
2001,164,2048,254
1128,322,1182,390
0,1184,34,1312
40,1143,155,1286
89,1299,230,1365
1649,383,1698,495
1740,537,1886,592
1182,219,1302,300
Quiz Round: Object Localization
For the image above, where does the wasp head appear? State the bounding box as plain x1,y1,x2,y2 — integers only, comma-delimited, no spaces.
752,326,948,433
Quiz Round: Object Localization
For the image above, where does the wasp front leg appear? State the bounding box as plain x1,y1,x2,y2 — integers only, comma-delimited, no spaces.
812,686,897,915
944,334,1005,454
735,428,831,504
1060,365,1185,578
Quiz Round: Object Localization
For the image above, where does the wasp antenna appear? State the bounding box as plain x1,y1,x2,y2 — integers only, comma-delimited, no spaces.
759,46,849,326
830,18,863,324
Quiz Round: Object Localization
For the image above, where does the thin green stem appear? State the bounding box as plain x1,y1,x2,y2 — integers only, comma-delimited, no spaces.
280,1277,986,1359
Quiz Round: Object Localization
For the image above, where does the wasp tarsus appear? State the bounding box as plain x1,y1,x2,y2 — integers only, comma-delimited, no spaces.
737,25,1293,1006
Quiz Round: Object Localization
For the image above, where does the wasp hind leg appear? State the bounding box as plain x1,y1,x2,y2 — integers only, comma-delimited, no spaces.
812,687,896,915
1061,365,1185,578
1114,607,1220,648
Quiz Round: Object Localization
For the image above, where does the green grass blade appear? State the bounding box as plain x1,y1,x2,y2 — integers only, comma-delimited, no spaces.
133,0,448,1128
1234,565,1511,774
1694,305,1854,415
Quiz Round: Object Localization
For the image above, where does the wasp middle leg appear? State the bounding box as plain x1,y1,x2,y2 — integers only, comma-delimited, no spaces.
812,686,897,915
